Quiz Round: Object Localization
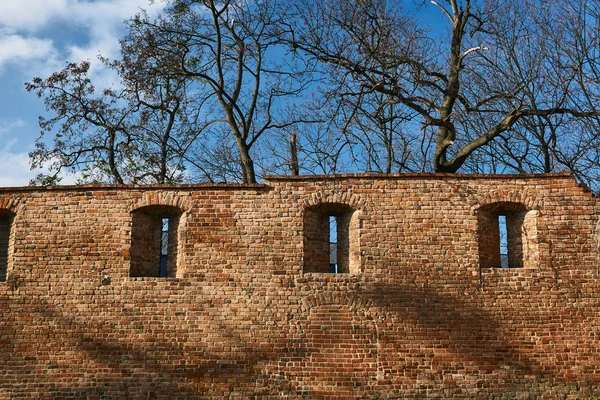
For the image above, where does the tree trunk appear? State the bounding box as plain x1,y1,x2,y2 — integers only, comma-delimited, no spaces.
108,131,124,184
235,136,256,183
290,132,299,176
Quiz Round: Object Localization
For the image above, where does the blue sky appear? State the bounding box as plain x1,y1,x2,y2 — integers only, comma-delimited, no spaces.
0,0,447,187
0,0,166,186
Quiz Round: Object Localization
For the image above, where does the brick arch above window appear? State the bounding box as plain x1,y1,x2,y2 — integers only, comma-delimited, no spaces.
301,190,367,212
301,291,374,312
0,198,25,215
128,192,192,214
470,189,541,215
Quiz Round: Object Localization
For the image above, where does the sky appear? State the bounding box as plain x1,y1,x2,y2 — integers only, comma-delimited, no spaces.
0,0,165,186
0,0,446,187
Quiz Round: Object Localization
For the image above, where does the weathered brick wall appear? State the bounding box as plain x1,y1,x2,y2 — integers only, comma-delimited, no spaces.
0,173,599,399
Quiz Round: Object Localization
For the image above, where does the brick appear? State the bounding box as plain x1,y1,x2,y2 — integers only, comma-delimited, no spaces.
0,173,597,398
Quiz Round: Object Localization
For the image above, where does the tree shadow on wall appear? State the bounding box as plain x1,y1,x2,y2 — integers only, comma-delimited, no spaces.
0,292,277,399
1,282,595,398
360,281,583,396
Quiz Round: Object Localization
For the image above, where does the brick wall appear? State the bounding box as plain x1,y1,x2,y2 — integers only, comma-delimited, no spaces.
0,174,599,398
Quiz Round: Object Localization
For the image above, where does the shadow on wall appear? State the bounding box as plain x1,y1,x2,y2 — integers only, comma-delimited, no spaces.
0,281,595,398
359,282,590,396
257,284,592,398
262,301,380,397
0,290,278,398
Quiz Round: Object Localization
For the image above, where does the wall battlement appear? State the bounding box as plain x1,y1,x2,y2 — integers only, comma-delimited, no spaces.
0,174,598,398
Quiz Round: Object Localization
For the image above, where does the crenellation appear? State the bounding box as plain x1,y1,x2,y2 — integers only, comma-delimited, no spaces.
0,173,599,398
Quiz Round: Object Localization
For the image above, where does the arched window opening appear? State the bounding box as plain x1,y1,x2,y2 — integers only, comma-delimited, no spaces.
0,209,15,283
477,202,538,269
130,205,183,278
304,203,360,274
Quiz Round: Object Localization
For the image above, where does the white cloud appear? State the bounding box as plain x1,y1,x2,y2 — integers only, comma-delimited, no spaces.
0,29,57,72
0,150,34,187
0,0,161,32
0,1,167,186
0,119,26,135
0,137,79,187
0,148,79,187
65,0,165,86
68,0,161,58
0,0,71,31
0,1,166,86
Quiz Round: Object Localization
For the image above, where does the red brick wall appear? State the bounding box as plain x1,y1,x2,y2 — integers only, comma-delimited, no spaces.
0,174,598,398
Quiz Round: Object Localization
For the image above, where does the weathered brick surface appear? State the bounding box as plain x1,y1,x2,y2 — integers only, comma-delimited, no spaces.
0,173,599,398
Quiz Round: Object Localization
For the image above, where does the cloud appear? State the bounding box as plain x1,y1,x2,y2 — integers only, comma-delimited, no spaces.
0,0,71,31
65,0,165,85
0,147,79,187
0,137,80,187
0,150,34,187
68,0,162,58
0,1,166,86
0,29,57,72
0,119,26,135
0,0,158,32
0,1,165,186
0,0,162,33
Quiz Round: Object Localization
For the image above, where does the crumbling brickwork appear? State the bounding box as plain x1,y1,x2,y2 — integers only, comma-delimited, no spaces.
0,173,599,398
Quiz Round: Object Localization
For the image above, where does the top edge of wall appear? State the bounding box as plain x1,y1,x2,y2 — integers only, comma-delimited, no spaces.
0,172,578,193
264,172,574,181
0,183,269,193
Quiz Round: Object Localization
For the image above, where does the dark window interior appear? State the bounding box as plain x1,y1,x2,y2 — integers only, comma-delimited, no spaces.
130,205,182,278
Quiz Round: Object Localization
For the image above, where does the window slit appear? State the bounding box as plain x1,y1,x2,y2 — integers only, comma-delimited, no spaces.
159,218,169,278
130,205,183,278
499,215,509,268
477,202,538,270
303,202,360,274
0,213,12,283
329,216,337,273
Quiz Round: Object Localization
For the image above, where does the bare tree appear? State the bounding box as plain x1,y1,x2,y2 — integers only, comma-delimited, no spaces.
29,0,600,189
26,60,191,185
451,0,600,191
288,0,600,174
125,0,314,183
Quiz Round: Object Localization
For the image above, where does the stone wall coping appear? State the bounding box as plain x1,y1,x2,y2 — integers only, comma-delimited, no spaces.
0,172,580,193
264,172,574,181
0,183,268,193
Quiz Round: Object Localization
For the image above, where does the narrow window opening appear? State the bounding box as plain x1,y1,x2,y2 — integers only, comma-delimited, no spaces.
130,205,182,278
159,218,169,277
478,202,537,270
329,216,338,273
498,215,509,268
0,211,13,283
303,202,360,274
